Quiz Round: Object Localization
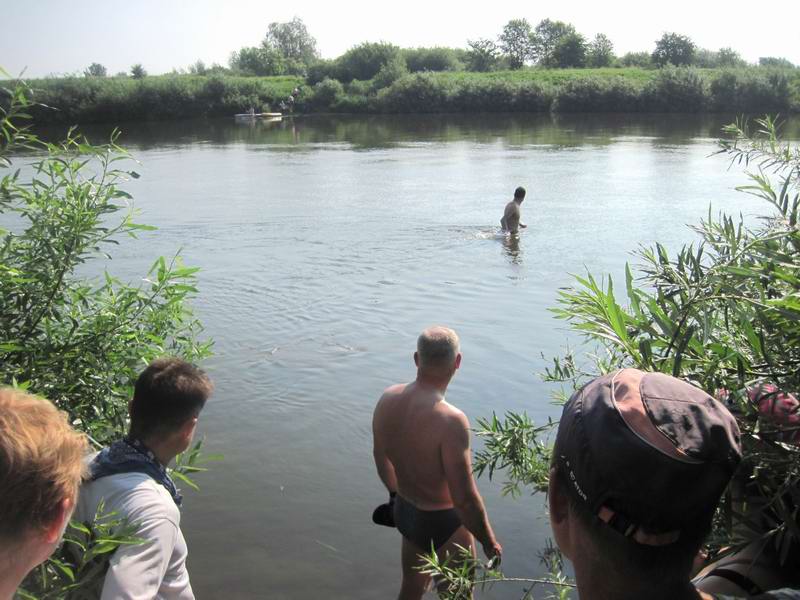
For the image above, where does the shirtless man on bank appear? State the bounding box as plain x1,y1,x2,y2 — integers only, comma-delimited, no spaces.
372,326,502,600
500,186,527,234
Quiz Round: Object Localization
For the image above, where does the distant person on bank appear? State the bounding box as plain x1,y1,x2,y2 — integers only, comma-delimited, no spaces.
74,358,213,600
0,388,88,600
545,368,794,600
372,326,502,600
500,186,527,234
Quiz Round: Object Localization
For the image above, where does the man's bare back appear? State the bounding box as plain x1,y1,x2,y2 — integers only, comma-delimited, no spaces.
371,327,501,599
373,381,467,510
501,200,522,233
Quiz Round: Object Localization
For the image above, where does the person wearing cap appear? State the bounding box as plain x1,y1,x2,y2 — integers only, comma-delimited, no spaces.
0,388,88,599
547,368,743,600
500,186,528,234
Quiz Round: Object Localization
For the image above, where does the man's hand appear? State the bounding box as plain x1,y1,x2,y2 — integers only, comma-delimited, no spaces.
483,539,503,563
520,223,527,228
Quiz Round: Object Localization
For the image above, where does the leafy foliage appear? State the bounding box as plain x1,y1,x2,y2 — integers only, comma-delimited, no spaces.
83,63,107,78
229,45,287,76
498,19,536,70
652,32,696,67
335,42,403,82
130,64,146,79
466,39,501,73
586,34,615,68
18,504,143,600
550,33,587,68
417,544,576,600
0,78,211,444
531,20,577,68
264,17,319,68
760,57,797,69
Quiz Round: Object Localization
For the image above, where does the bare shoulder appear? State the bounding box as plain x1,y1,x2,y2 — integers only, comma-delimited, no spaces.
374,383,406,416
439,401,470,431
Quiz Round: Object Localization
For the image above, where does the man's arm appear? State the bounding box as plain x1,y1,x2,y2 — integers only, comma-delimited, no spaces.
372,398,398,494
100,517,182,599
441,412,502,560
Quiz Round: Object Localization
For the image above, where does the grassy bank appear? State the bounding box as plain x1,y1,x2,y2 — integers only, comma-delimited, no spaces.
23,74,302,124
316,67,800,114
13,67,800,124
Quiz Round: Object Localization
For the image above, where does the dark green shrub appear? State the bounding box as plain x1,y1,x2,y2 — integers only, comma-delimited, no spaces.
376,73,452,113
337,42,403,82
512,82,554,112
710,70,792,113
371,56,409,91
619,51,653,68
554,77,643,112
310,77,345,110
307,59,341,85
403,47,463,72
345,79,371,95
645,66,708,112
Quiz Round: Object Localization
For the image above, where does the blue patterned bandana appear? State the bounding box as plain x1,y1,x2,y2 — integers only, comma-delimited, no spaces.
90,437,183,507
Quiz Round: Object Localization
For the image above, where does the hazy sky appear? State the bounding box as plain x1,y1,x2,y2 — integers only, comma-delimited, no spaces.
2,0,798,77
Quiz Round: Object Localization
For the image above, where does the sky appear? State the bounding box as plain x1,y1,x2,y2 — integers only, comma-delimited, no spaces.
2,0,799,77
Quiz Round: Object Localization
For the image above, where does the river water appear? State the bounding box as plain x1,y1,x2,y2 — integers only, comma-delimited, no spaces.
37,113,800,598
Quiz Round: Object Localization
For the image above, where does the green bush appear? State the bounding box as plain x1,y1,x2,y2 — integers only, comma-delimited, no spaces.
377,72,453,113
310,77,345,110
402,47,464,72
645,66,708,112
371,56,409,91
710,69,792,113
554,77,644,112
336,42,403,83
24,75,302,123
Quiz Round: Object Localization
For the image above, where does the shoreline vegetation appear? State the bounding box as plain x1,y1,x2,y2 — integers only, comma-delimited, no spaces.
10,16,800,124
19,66,800,124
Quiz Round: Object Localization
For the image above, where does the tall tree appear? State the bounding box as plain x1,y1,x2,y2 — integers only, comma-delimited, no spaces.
531,19,576,67
466,38,500,72
716,47,746,67
84,63,107,77
130,64,147,79
498,19,536,69
652,32,696,67
551,32,587,68
758,56,795,68
229,45,286,76
264,17,319,66
586,33,615,67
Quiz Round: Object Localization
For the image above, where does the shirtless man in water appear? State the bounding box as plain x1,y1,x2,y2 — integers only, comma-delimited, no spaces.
500,186,527,234
372,326,502,600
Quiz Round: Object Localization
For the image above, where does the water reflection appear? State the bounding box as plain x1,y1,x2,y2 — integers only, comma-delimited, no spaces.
34,113,800,151
501,233,522,265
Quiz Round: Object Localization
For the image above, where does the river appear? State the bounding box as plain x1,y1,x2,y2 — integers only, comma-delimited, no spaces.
37,113,800,598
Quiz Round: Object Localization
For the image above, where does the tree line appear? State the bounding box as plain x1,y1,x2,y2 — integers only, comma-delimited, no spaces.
80,17,797,81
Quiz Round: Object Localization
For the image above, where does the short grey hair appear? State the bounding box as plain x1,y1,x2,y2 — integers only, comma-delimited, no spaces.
417,326,460,371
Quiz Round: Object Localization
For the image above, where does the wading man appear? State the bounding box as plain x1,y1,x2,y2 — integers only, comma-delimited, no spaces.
75,358,213,600
372,326,501,600
500,186,527,234
548,369,744,600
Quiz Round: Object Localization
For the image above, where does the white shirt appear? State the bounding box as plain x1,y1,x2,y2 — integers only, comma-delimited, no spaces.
75,471,194,600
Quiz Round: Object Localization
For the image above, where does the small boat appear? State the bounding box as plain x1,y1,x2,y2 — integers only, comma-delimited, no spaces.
234,112,282,120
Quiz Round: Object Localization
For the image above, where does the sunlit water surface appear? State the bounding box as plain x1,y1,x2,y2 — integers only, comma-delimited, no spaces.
31,114,800,598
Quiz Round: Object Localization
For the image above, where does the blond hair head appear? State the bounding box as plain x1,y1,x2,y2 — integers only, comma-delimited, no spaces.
0,388,88,541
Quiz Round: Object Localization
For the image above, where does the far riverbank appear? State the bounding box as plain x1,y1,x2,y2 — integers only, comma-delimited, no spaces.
14,67,800,125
